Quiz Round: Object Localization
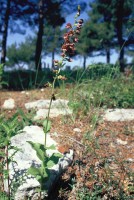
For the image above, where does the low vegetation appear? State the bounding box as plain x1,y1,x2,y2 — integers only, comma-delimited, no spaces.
0,65,134,199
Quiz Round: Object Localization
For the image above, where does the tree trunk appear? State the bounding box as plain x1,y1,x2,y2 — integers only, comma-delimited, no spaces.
51,27,55,69
83,55,86,70
51,50,55,69
35,0,44,71
1,0,11,65
119,46,125,72
106,48,110,64
116,0,125,72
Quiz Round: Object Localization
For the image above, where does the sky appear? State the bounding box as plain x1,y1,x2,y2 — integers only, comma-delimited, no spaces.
6,0,131,69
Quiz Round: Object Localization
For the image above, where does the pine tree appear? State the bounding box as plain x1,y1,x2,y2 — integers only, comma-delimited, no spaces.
43,25,63,68
1,0,87,70
7,36,35,69
76,21,100,69
0,0,36,65
0,0,11,64
89,0,134,71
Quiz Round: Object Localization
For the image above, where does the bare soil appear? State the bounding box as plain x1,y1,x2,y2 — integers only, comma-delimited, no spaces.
0,89,134,199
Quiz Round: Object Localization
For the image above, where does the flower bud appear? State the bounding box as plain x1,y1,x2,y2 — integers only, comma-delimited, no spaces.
53,60,59,66
61,53,65,57
57,75,67,80
78,19,84,24
74,37,79,43
65,23,72,29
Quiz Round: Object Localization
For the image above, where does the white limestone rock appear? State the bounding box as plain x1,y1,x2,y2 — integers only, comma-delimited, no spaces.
125,158,134,163
25,99,72,120
4,125,73,200
25,99,69,110
21,91,26,94
73,128,81,133
104,109,134,121
34,108,72,120
116,138,128,145
40,88,45,92
21,91,29,95
2,98,15,109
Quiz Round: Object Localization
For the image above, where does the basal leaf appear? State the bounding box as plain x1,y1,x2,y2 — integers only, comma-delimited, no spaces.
46,160,55,168
40,165,50,178
46,144,56,150
28,166,41,176
28,166,43,183
27,141,44,161
47,153,62,168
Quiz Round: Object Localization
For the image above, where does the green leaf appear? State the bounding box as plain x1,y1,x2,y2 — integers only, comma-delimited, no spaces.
9,146,22,161
0,81,8,86
28,167,42,183
27,141,45,161
46,144,56,150
3,138,10,146
31,166,51,184
46,160,55,168
0,151,5,157
47,153,62,168
3,169,9,179
43,119,51,133
40,165,50,177
9,145,21,151
28,166,41,176
35,188,41,193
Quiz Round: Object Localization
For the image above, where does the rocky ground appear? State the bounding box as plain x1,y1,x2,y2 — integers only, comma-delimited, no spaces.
0,88,134,199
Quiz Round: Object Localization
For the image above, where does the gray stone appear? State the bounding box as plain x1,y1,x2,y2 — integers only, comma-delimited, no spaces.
104,109,134,121
116,138,127,145
40,88,45,92
34,108,72,120
25,99,72,120
4,126,73,200
73,128,81,133
21,91,29,96
25,99,69,110
21,91,26,94
125,158,134,163
2,98,15,109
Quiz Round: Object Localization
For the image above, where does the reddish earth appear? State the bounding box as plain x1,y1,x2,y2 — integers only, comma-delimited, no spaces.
0,89,134,199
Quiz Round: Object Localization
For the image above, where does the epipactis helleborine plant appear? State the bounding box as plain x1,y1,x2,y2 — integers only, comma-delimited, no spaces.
27,5,84,196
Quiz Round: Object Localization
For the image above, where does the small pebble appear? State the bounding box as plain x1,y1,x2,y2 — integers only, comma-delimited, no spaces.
73,128,81,133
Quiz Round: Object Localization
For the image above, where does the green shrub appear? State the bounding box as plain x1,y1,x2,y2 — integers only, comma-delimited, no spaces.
87,63,120,79
68,73,134,116
90,76,134,108
0,64,8,88
2,69,53,90
2,64,123,90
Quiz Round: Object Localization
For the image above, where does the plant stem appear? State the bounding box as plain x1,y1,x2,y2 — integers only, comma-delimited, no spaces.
5,145,10,199
44,76,56,153
39,190,41,200
44,97,53,149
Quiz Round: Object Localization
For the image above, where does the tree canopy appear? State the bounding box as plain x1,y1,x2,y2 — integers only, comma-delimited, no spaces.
0,0,87,70
1,0,133,71
7,36,35,69
88,0,134,71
